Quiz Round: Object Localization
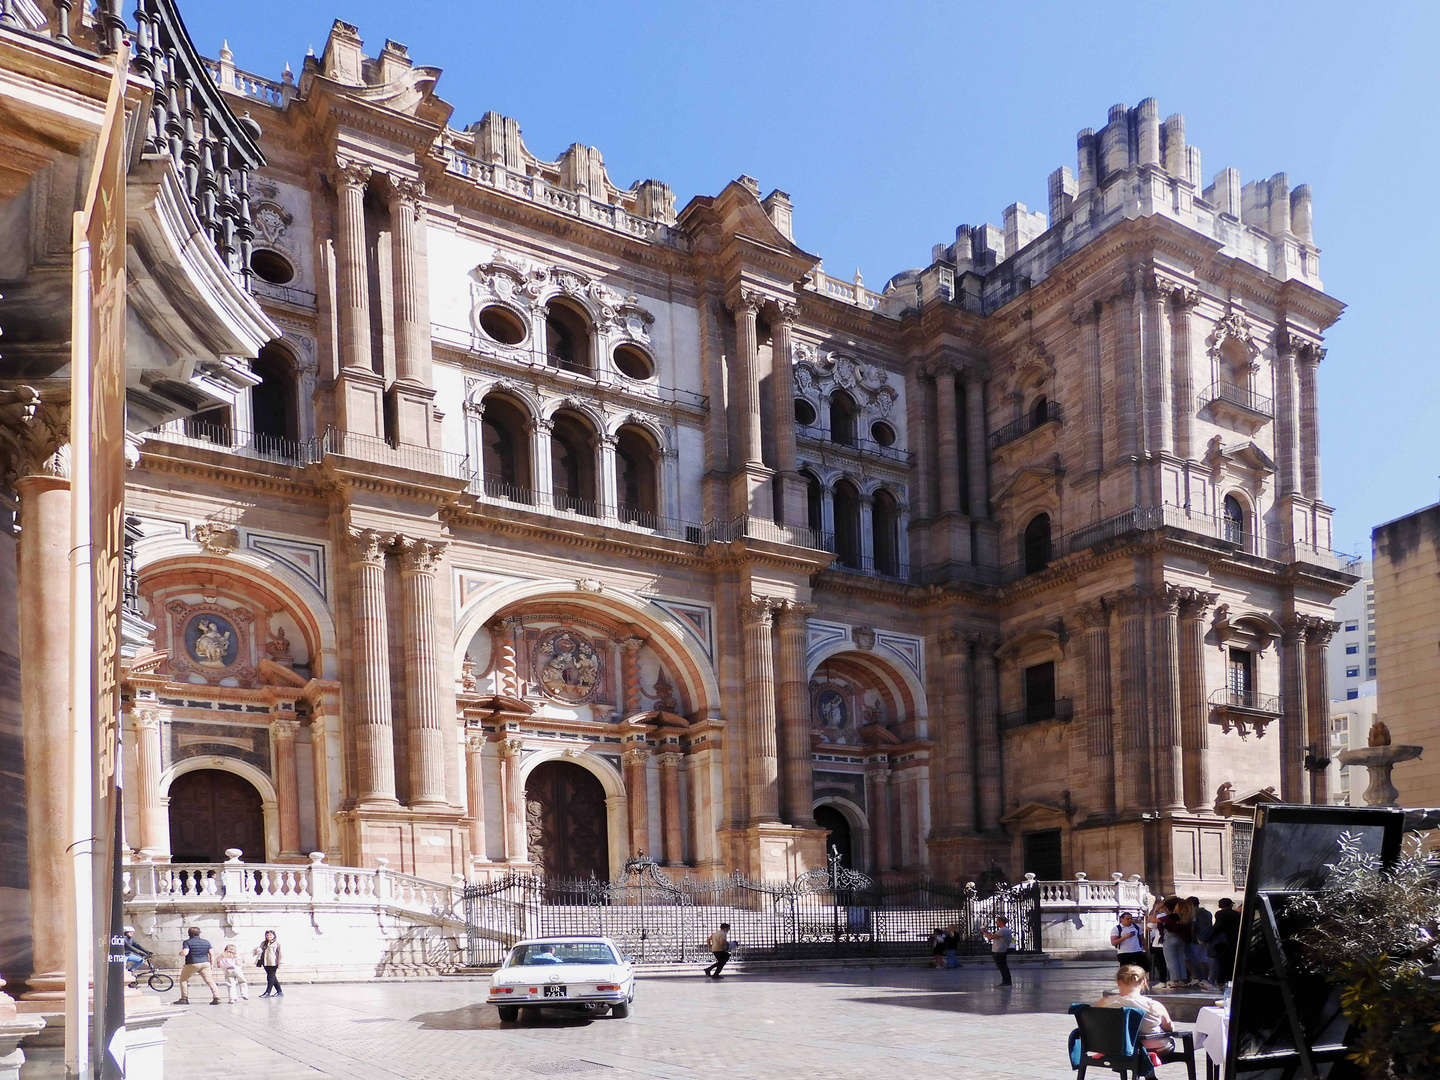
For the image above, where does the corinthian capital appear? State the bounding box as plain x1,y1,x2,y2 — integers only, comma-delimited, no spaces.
330,158,373,191
768,299,800,326
742,596,776,628
390,177,426,205
937,628,969,656
773,599,816,628
0,385,71,486
726,289,764,317
1177,588,1220,620
397,536,447,575
348,528,392,566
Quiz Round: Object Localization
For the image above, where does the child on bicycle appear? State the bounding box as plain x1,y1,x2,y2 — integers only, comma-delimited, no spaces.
215,944,250,1002
123,927,152,989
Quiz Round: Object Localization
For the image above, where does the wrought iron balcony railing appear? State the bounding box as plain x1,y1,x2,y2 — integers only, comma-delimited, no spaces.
1000,698,1075,730
796,423,916,465
132,0,266,287
828,553,911,581
1209,687,1282,714
989,401,1064,451
1201,381,1274,418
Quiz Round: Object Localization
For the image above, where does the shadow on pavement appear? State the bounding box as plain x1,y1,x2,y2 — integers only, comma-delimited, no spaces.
409,1002,600,1030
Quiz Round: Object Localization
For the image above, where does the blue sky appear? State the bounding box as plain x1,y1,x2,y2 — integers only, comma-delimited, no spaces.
187,1,1440,555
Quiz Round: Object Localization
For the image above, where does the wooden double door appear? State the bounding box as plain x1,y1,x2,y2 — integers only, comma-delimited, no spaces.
168,769,266,862
524,761,608,879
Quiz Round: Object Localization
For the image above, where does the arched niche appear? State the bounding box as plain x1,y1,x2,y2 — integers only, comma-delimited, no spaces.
160,755,280,864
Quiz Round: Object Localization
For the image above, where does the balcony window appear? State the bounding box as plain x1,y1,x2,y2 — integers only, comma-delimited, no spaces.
1022,513,1052,575
833,480,861,570
480,393,533,503
1227,648,1254,701
1023,661,1056,724
830,391,858,447
872,489,901,577
616,424,660,525
252,342,300,445
550,410,598,515
545,299,592,376
1223,495,1247,547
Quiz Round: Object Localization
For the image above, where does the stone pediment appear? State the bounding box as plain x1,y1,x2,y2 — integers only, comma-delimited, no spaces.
990,460,1065,510
1203,437,1276,479
999,799,1073,826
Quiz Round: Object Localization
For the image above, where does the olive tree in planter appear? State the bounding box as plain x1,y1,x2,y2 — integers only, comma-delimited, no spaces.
1286,832,1440,1080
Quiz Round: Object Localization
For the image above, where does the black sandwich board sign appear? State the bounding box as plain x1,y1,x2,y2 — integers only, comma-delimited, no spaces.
1224,803,1405,1080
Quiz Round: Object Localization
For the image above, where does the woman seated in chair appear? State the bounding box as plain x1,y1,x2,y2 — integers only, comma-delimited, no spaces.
1095,964,1176,1055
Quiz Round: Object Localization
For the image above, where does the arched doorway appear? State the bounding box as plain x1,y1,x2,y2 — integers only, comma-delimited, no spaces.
524,760,608,879
813,804,854,870
167,769,266,862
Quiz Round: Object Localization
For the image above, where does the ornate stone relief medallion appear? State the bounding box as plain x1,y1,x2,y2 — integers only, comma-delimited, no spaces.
532,627,602,704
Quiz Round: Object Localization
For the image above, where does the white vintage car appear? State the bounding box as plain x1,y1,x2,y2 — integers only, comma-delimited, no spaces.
488,936,635,1021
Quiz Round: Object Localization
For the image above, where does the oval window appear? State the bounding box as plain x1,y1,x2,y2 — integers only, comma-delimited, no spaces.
794,399,817,426
478,305,527,345
613,344,654,380
250,249,295,285
870,421,896,447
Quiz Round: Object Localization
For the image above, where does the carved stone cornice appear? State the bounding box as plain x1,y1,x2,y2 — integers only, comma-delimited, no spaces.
397,536,446,575
0,386,70,487
348,528,392,567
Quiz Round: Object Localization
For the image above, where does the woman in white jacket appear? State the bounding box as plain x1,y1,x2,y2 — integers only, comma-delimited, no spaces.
254,931,283,998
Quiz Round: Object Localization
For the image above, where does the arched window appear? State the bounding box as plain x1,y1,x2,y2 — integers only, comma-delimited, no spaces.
1030,395,1050,427
830,391,858,447
803,470,824,538
833,480,862,570
550,410,598,515
1223,494,1248,548
481,393,533,503
872,489,901,577
544,299,592,376
1022,513,1052,575
616,424,660,526
251,342,299,446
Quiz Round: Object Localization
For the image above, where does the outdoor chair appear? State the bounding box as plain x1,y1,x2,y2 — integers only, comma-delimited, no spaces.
1067,1004,1197,1080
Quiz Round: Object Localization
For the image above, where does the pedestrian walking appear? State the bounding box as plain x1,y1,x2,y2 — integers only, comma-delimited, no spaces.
928,927,946,969
702,923,731,979
943,923,960,969
1145,897,1169,983
1210,898,1241,985
216,944,250,1002
1111,911,1148,970
254,930,283,997
982,915,1013,987
1186,895,1216,988
1155,897,1191,988
174,926,221,1005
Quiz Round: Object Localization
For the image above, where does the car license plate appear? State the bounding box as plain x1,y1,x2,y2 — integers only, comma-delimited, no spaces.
543,985,567,998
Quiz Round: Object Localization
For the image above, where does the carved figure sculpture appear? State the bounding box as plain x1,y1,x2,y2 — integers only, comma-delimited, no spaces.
192,619,232,668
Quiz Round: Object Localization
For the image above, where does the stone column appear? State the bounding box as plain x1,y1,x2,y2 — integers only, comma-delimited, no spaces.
388,178,428,386
1275,333,1302,497
1170,287,1200,460
332,159,373,371
868,762,892,871
742,598,781,824
730,292,763,466
1306,619,1337,805
532,417,555,510
623,746,650,858
969,632,1002,830
490,618,519,697
1144,276,1173,453
272,718,303,858
348,529,398,806
465,732,488,862
620,636,645,715
1114,283,1140,460
933,364,962,515
1297,344,1324,500
399,537,448,808
963,372,989,518
1074,303,1104,473
858,494,875,569
4,400,71,997
499,738,526,862
1178,589,1216,811
1151,586,1185,812
937,630,976,831
1280,618,1309,803
598,433,619,521
658,752,685,866
774,600,816,827
131,709,165,858
1115,589,1152,812
769,302,807,526
1076,603,1116,818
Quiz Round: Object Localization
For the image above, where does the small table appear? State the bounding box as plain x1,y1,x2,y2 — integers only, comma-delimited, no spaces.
1192,1005,1228,1080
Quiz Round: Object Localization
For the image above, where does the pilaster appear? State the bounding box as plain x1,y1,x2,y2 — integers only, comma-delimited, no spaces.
1305,618,1338,805
1280,616,1309,803
742,597,780,824
1151,585,1185,813
272,716,303,859
1177,588,1217,811
937,629,976,832
465,731,489,864
657,752,685,866
774,600,816,827
1114,588,1152,813
1075,601,1116,818
969,631,1002,831
348,529,398,807
398,537,448,808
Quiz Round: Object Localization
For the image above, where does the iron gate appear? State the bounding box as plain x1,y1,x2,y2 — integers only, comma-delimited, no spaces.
463,855,1040,967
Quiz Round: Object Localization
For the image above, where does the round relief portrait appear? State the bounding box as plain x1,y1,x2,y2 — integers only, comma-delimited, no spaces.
533,627,602,704
185,613,240,670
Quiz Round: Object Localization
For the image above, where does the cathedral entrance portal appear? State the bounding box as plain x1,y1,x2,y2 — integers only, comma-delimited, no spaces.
524,760,609,879
813,804,854,870
167,769,266,862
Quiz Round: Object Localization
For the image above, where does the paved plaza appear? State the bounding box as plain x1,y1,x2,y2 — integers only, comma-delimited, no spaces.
142,961,1137,1079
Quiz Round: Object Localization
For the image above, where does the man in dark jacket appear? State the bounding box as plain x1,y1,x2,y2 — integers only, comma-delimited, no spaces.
1210,898,1242,985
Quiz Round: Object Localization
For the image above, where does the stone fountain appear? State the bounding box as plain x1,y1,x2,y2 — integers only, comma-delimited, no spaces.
1337,721,1423,807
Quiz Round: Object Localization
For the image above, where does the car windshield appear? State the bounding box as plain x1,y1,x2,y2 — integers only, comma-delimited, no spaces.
506,942,618,967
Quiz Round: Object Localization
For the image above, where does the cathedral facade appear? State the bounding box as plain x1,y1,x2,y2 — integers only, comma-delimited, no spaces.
111,20,1357,902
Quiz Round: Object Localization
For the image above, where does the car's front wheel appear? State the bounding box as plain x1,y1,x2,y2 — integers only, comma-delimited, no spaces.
496,1005,519,1022
611,1000,630,1018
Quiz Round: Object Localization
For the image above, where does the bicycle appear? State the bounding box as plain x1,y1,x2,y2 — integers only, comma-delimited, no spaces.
128,955,174,993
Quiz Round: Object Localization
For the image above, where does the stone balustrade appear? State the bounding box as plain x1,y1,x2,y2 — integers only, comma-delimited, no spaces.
1031,873,1156,958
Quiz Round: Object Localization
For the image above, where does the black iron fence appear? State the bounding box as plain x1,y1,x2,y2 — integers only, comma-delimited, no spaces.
463,856,1040,968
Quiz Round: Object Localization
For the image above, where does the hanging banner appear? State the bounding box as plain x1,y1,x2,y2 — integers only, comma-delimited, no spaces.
74,47,130,1080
